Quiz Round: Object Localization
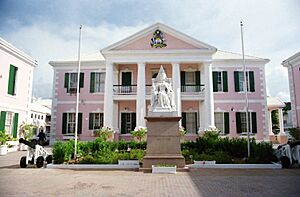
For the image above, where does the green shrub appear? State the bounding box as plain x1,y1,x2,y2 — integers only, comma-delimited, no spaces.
52,141,65,164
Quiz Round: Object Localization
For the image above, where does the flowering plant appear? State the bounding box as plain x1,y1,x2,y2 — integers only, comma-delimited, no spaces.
179,126,186,137
131,127,147,142
94,126,114,141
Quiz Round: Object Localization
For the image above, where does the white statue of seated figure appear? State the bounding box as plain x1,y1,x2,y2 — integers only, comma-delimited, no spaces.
150,66,176,112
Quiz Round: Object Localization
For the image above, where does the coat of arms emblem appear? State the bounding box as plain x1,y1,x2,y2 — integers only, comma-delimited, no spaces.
150,29,167,48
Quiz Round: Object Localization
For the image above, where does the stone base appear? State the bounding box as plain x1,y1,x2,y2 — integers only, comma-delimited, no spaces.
143,154,185,168
143,116,185,168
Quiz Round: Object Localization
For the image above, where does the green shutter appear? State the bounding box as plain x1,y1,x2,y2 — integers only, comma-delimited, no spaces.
213,71,218,92
181,71,185,86
64,73,69,88
89,113,94,130
8,65,17,95
12,113,19,138
224,112,229,134
77,113,82,134
131,113,136,132
251,112,257,133
0,111,7,131
195,71,200,92
249,71,255,92
181,112,186,130
236,112,242,133
62,113,67,134
194,112,198,134
234,71,240,92
79,73,84,88
121,113,126,134
222,71,228,92
90,72,95,93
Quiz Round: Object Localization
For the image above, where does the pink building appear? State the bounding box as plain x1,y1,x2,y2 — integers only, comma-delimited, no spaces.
49,23,270,143
0,38,37,137
282,52,300,128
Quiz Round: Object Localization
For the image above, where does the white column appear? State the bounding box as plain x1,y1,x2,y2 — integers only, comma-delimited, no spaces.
104,62,114,128
172,62,181,118
204,62,215,128
268,110,274,135
136,62,146,128
278,108,285,135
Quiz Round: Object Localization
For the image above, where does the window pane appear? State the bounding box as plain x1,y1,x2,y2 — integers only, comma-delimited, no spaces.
69,73,78,88
185,72,195,85
217,72,223,91
186,112,196,134
214,112,224,132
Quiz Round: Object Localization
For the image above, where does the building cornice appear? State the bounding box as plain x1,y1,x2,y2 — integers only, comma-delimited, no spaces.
0,38,38,66
282,52,300,67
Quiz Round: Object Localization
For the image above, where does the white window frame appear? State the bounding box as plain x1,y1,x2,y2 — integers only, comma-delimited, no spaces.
185,112,197,134
185,71,196,85
93,72,105,93
217,72,223,92
238,71,250,92
92,113,104,130
240,112,253,134
215,112,225,134
5,112,14,136
66,113,76,135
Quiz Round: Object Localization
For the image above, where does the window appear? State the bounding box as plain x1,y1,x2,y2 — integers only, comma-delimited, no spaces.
214,112,229,134
31,113,33,118
89,113,104,130
38,115,40,119
181,71,201,92
121,112,136,134
213,71,228,92
151,70,159,78
64,72,84,93
236,112,257,134
35,114,37,119
182,112,198,134
7,64,18,95
234,71,255,92
0,111,18,137
90,72,105,93
62,113,82,135
41,115,43,120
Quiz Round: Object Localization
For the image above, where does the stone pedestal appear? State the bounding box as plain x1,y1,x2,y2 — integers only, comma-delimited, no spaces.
143,117,185,168
269,134,288,144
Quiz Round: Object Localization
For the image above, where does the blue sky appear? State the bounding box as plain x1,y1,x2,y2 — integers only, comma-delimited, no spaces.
0,0,299,100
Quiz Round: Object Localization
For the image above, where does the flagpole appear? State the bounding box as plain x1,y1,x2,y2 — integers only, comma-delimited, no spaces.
240,21,250,158
74,24,82,158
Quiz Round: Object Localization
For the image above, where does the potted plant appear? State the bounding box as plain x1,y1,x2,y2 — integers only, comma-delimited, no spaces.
152,164,177,174
0,130,9,156
19,123,35,151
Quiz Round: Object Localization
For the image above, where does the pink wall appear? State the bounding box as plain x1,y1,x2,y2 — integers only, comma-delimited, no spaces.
117,64,137,84
145,64,172,84
182,101,199,111
292,64,300,126
118,31,198,50
56,69,105,102
215,103,265,140
214,67,264,101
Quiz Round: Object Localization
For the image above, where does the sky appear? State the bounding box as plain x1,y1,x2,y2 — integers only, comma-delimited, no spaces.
0,0,299,101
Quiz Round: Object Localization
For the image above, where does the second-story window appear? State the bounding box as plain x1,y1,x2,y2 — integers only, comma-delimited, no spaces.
64,72,84,93
234,71,255,92
90,72,105,93
181,71,201,92
213,71,228,92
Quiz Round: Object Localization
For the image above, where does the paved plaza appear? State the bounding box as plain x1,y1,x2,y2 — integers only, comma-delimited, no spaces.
0,151,300,197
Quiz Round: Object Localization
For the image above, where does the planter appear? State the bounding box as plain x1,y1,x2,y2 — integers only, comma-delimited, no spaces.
152,165,177,174
19,143,28,151
118,160,139,166
0,145,8,156
7,141,19,152
194,160,216,165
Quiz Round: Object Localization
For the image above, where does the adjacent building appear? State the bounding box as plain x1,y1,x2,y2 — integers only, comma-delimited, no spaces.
0,38,37,137
282,52,300,128
50,23,270,142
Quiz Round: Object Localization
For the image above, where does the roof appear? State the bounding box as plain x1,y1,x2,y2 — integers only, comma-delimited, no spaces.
49,52,105,65
282,51,300,67
0,37,38,66
267,97,285,110
30,102,51,114
213,50,269,62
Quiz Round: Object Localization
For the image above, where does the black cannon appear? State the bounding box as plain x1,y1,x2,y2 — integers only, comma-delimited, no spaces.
19,138,52,168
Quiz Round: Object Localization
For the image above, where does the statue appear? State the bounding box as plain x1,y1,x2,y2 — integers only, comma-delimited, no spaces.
150,66,176,112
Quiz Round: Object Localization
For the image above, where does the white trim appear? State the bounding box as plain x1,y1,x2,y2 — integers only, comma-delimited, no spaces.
56,100,104,104
214,99,265,103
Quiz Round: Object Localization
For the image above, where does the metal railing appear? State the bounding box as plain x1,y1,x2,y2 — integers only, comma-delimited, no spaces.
181,85,205,93
113,85,137,95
